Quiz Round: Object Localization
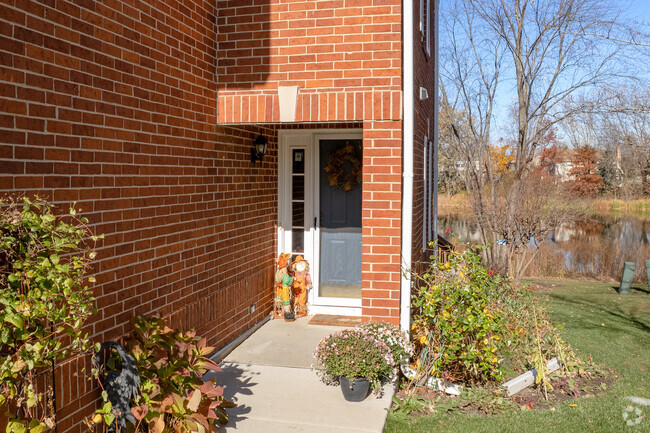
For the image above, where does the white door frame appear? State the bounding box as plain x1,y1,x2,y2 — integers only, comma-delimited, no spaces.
277,129,363,316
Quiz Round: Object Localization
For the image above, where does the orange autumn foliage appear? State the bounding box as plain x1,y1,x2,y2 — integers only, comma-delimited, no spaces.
569,145,604,197
489,145,515,175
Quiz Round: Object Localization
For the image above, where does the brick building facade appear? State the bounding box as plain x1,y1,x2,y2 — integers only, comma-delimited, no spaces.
0,0,437,431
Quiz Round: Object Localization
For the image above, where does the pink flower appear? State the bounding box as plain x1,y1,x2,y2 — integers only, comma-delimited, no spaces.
488,270,494,276
445,228,450,234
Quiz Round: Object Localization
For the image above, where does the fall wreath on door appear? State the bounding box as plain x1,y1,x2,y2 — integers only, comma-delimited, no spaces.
323,141,362,191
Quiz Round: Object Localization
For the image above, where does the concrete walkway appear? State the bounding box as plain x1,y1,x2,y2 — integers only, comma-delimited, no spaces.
207,317,394,433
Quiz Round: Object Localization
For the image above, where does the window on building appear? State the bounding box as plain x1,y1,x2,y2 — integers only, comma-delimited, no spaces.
422,135,435,252
422,136,430,251
291,149,305,254
428,137,434,244
420,0,432,56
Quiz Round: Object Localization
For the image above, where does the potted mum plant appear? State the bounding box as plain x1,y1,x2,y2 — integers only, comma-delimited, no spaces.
313,328,396,401
356,321,413,371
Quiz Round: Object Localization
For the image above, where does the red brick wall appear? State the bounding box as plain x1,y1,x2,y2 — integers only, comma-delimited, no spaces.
412,0,436,264
361,120,403,325
216,0,403,123
0,0,419,427
0,1,277,431
361,0,436,325
214,0,407,324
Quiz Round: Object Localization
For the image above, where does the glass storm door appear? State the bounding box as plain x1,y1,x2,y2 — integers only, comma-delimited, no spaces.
317,139,363,299
278,131,363,316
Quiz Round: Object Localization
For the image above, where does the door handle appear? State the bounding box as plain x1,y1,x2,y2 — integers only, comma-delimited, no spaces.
314,217,318,227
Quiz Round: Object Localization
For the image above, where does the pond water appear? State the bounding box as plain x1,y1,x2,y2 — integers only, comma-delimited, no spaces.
438,213,650,281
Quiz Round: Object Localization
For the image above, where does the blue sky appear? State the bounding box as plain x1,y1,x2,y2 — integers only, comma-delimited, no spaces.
439,0,650,142
629,0,650,22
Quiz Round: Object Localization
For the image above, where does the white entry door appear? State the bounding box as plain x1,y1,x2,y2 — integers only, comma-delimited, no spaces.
278,130,363,316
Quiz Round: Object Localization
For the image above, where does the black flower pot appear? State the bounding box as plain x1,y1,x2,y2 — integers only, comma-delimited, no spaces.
339,376,370,402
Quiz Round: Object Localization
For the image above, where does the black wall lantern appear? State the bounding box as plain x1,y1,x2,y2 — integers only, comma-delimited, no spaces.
251,129,268,163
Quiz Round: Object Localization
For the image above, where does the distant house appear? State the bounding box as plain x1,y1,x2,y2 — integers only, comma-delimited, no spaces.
534,147,575,182
0,1,438,431
453,159,480,173
552,160,576,182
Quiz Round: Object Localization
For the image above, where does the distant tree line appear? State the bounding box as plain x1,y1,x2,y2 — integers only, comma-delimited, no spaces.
438,0,650,281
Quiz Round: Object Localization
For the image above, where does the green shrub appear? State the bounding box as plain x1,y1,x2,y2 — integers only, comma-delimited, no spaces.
410,245,582,391
0,197,99,432
411,247,510,384
91,316,235,433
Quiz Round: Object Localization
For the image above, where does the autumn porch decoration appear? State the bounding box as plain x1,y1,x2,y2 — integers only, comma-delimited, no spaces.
313,328,396,401
323,141,363,191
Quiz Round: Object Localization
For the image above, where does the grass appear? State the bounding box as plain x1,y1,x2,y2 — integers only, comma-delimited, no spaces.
437,192,473,213
591,198,650,217
384,279,650,433
438,193,650,220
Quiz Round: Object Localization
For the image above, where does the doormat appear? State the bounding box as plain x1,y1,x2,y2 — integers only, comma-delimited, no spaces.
308,314,362,327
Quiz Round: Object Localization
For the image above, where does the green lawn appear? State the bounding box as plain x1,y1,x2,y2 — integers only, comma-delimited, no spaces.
384,279,650,433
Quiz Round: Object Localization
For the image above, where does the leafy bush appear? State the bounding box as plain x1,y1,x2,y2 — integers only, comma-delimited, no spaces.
91,316,235,433
410,245,582,390
0,197,99,432
411,247,510,384
313,328,396,394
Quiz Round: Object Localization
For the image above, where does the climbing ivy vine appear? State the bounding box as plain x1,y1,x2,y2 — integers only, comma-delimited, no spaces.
0,197,100,433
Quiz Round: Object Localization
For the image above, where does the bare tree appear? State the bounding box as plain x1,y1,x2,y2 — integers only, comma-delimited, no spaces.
439,0,505,268
592,85,650,198
438,99,469,195
439,0,645,281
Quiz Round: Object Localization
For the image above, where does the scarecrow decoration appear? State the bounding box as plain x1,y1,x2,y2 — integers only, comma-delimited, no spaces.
291,255,312,318
274,253,294,320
